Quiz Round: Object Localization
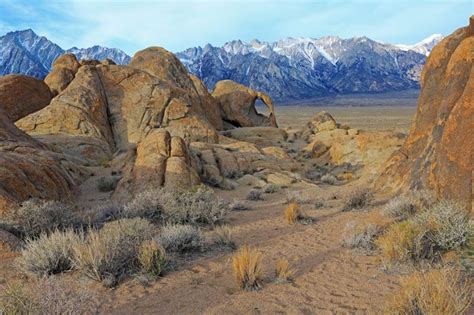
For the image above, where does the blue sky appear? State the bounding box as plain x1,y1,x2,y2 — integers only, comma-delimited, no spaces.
0,0,471,54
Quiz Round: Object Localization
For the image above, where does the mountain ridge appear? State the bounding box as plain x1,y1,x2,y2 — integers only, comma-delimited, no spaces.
0,29,443,101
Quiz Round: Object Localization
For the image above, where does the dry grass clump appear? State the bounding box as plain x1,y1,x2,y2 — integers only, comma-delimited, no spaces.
246,189,264,201
284,203,307,224
341,189,372,212
262,184,280,194
5,199,78,237
386,268,472,314
138,239,166,277
96,176,119,192
232,245,263,291
157,224,203,253
275,258,295,283
0,277,97,315
72,218,154,285
383,190,436,220
16,229,81,276
376,200,471,266
341,222,383,254
213,225,236,250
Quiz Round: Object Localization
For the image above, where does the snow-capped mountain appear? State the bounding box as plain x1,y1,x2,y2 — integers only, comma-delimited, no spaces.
177,34,443,101
66,46,131,65
395,34,443,56
0,29,131,79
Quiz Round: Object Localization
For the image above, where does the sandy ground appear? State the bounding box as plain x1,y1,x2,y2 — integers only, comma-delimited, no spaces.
0,106,418,314
100,184,399,314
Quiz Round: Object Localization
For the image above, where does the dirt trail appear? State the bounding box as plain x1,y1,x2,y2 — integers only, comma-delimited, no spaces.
101,185,400,314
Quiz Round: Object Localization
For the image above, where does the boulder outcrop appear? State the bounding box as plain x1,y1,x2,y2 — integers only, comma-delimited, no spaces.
212,80,278,129
302,112,405,178
0,74,52,121
44,53,81,96
376,17,474,210
0,93,85,215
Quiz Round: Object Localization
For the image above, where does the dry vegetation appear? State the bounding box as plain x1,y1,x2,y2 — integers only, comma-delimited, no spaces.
341,222,382,254
284,203,305,224
377,200,471,267
274,258,295,283
232,245,263,291
386,268,472,314
341,188,372,212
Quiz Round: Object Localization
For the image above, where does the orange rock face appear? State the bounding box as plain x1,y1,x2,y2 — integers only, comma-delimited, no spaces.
376,17,473,210
212,80,278,129
0,74,52,122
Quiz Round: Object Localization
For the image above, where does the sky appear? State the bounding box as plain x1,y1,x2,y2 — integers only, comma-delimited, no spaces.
0,0,471,55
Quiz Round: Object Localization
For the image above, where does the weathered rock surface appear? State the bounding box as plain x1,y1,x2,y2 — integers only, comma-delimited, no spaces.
302,111,337,141
44,53,80,95
117,130,200,194
0,74,52,122
302,112,405,178
17,65,115,162
212,80,277,129
376,17,474,209
221,126,287,147
0,95,85,215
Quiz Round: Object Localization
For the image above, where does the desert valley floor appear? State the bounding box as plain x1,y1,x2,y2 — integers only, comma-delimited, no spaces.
1,105,422,314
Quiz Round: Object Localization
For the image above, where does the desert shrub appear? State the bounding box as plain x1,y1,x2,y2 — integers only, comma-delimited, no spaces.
157,224,203,253
284,203,308,224
230,199,250,211
122,189,164,223
262,184,280,194
16,229,81,276
138,239,166,277
386,268,472,314
0,278,97,315
376,201,470,266
275,258,294,283
341,222,382,253
314,199,326,209
160,186,228,226
383,195,418,220
213,225,236,250
232,245,263,291
376,220,431,265
286,190,314,204
341,189,372,212
72,218,154,285
85,203,124,227
414,200,471,251
96,176,119,192
321,174,337,185
5,199,77,238
383,190,437,220
246,189,263,201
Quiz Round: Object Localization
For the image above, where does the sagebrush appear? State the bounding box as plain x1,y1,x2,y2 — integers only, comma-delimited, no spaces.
157,224,203,253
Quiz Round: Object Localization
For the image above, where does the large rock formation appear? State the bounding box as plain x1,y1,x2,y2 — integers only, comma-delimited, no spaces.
44,53,81,96
0,74,52,121
212,80,278,129
0,83,84,215
376,17,473,210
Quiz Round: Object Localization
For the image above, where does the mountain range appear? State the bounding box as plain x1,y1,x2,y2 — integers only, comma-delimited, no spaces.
0,29,130,79
0,29,443,101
